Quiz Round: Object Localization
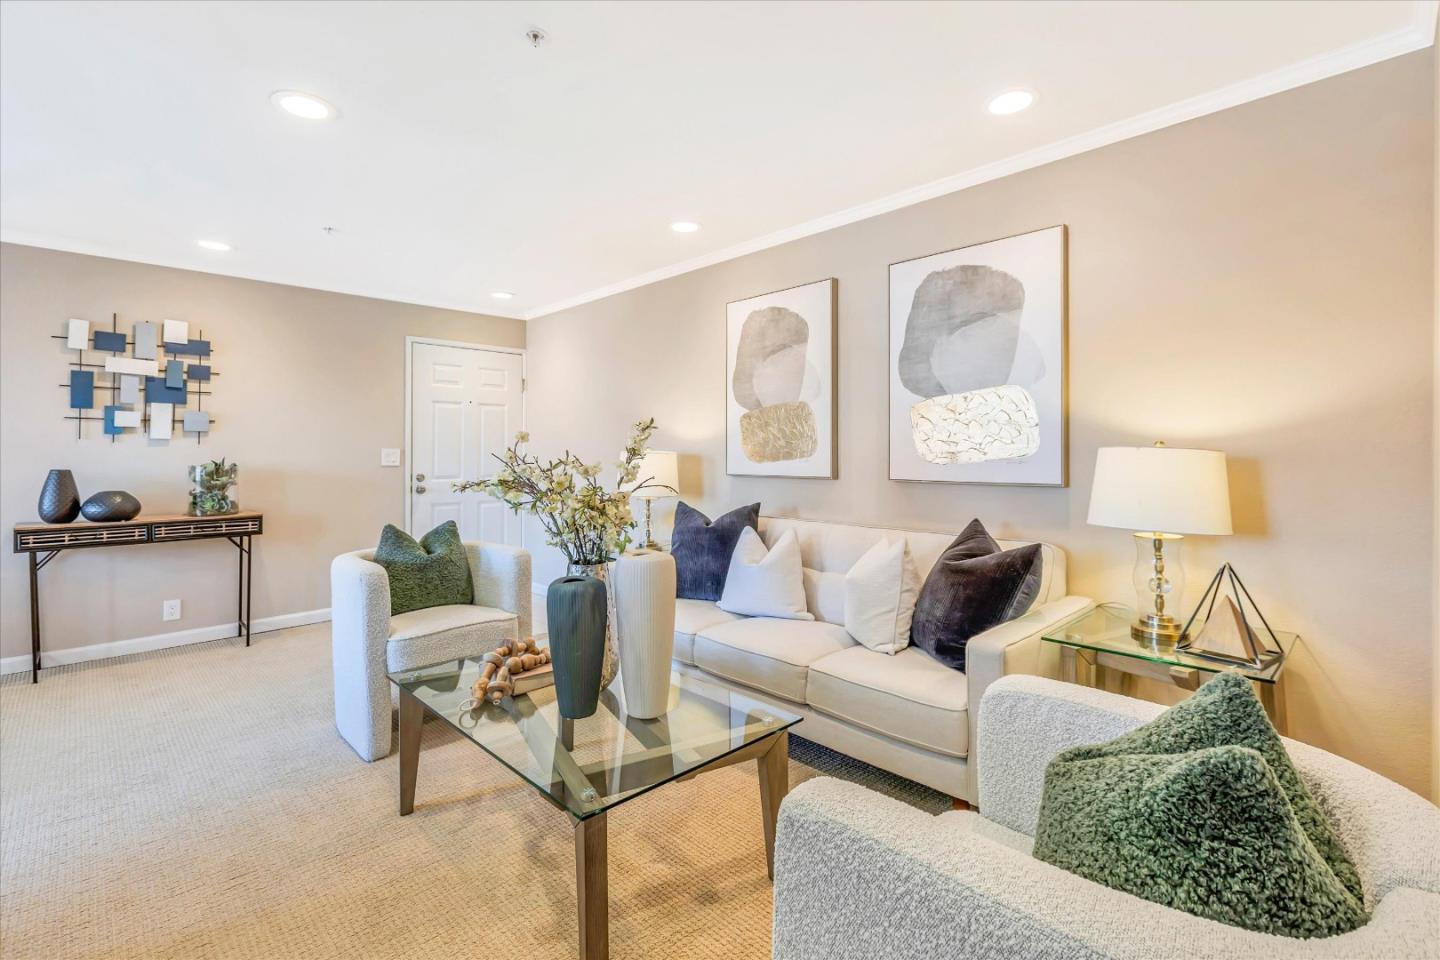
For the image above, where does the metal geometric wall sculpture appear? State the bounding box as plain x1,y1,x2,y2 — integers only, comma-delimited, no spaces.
56,313,219,443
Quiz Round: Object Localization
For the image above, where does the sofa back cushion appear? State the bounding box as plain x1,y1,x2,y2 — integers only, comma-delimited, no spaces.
672,501,760,601
758,516,1065,625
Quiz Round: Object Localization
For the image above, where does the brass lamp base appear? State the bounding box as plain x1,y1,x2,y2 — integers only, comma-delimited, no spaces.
1131,613,1183,645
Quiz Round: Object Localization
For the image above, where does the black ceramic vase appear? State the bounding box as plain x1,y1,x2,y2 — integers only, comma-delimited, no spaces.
546,575,608,719
81,491,142,522
38,469,80,524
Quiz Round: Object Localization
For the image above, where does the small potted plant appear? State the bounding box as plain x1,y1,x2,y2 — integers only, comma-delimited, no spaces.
188,458,239,516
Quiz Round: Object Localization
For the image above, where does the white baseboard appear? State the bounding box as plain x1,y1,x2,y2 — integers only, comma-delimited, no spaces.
0,608,332,676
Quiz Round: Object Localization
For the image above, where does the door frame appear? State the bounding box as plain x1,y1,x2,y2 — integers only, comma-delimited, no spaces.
403,336,527,536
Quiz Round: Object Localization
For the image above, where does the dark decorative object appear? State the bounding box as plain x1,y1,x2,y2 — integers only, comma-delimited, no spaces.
1033,673,1365,938
188,458,239,515
1178,563,1283,668
911,518,1043,672
547,575,608,719
670,501,760,601
372,522,474,616
37,469,81,524
80,490,142,522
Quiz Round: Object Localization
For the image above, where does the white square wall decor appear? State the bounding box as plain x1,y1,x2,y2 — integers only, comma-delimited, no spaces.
888,225,1067,487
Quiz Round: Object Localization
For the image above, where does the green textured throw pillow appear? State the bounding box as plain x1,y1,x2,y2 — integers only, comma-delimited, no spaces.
1032,672,1366,939
374,522,474,616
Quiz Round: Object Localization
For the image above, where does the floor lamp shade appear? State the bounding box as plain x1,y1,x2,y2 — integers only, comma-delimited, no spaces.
1087,445,1232,536
1088,444,1232,644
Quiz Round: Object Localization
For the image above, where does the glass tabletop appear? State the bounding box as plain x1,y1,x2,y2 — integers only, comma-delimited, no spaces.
1041,604,1295,683
388,659,802,819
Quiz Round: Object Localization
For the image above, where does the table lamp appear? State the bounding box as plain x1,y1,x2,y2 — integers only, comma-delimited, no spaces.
1087,442,1232,644
632,450,679,549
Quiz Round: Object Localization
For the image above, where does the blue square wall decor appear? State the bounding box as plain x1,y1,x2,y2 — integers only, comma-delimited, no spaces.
144,375,187,406
103,405,122,436
92,330,126,352
165,359,183,389
187,364,211,382
69,370,95,409
164,339,211,357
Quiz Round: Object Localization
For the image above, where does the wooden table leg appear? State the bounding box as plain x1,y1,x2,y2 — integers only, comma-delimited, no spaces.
398,689,423,816
1259,680,1288,735
575,812,608,960
1059,646,1077,684
758,730,789,881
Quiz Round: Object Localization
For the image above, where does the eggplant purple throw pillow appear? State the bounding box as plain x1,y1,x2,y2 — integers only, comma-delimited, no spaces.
670,501,760,601
910,518,1042,671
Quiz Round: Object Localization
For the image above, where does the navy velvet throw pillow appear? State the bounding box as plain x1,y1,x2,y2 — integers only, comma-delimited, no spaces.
911,519,1042,672
671,501,760,601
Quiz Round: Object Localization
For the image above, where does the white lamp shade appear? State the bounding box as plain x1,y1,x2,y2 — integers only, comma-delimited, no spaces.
633,450,679,500
1087,445,1233,536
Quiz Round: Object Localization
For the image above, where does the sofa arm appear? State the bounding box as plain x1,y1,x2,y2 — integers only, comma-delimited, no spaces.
960,595,1094,800
774,777,1440,960
466,541,532,640
977,675,1164,835
330,550,394,761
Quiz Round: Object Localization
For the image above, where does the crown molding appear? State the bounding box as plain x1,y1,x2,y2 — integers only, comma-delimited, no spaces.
525,20,1435,321
0,230,527,321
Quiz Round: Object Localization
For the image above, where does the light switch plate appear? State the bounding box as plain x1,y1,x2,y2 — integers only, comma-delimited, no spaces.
380,448,401,467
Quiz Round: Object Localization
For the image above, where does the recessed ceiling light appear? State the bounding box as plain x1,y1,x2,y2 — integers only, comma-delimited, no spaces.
491,291,514,300
271,90,336,120
987,90,1035,116
197,239,231,252
670,221,700,234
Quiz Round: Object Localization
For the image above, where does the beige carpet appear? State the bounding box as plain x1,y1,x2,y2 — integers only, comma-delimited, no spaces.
1,623,946,959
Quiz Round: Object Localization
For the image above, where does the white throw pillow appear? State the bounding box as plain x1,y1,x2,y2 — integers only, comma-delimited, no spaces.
843,538,919,654
717,527,813,620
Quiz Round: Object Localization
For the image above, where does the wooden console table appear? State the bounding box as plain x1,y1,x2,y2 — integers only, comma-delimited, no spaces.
12,511,263,683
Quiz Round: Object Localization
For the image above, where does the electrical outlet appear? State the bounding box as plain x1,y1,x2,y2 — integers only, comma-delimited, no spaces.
162,599,181,622
380,448,401,467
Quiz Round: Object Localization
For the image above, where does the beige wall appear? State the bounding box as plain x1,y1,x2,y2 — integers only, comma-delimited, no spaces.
527,52,1436,794
0,244,524,661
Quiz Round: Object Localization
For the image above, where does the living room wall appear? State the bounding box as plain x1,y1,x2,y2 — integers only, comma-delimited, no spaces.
525,51,1436,794
0,244,524,667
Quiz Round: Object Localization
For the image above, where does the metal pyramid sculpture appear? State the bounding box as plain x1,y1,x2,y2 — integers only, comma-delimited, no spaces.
1177,563,1282,668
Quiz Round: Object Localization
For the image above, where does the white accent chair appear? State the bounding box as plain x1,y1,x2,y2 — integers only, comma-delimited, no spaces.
330,542,531,761
773,675,1440,959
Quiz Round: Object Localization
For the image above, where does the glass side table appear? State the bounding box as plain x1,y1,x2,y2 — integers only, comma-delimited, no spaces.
1041,604,1296,733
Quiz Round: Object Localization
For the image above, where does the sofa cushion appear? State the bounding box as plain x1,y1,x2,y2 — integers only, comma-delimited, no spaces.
386,604,517,672
693,618,854,703
673,598,744,665
911,519,1043,672
807,645,969,758
1033,672,1366,938
671,501,760,601
718,528,812,620
374,521,475,616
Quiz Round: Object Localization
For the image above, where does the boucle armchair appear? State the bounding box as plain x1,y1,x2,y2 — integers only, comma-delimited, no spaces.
773,675,1440,960
330,541,531,761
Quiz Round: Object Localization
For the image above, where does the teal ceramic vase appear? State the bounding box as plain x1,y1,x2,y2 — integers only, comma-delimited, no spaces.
547,575,608,719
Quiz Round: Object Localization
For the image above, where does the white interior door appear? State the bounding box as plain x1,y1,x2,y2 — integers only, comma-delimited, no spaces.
409,341,525,546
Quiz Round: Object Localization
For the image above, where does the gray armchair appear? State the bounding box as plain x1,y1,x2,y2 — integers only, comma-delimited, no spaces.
773,675,1440,959
330,541,531,761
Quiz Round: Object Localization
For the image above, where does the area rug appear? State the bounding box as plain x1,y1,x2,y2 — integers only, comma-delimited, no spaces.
0,623,947,959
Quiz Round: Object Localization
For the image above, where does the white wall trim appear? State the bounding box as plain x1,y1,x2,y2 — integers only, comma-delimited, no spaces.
0,608,331,676
525,22,1436,320
402,336,527,535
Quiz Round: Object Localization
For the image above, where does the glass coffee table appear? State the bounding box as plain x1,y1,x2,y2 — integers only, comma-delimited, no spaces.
389,658,802,960
1041,604,1296,732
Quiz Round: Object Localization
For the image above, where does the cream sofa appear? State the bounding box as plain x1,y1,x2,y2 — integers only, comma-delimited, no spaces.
773,676,1440,959
668,516,1093,804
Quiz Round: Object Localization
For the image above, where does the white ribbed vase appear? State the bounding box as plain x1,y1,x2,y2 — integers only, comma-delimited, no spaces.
613,548,677,719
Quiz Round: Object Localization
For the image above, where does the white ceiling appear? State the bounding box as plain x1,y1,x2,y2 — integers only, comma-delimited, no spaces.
2,1,1434,320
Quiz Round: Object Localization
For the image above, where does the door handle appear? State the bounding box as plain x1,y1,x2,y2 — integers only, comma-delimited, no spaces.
414,472,426,482
414,484,427,495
